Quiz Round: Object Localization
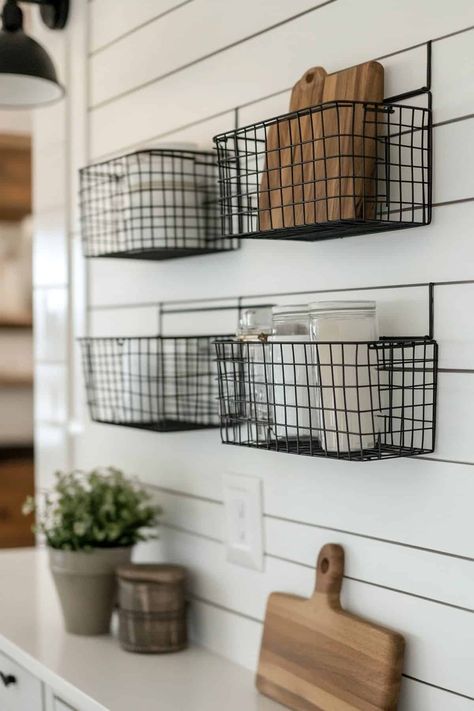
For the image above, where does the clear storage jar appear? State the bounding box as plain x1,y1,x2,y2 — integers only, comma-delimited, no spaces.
269,305,313,441
236,307,273,442
309,301,379,453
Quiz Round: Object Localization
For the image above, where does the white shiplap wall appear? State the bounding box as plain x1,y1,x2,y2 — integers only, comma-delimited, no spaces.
33,1,474,709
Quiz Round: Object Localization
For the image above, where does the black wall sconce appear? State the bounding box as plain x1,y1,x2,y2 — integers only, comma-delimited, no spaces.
0,0,69,108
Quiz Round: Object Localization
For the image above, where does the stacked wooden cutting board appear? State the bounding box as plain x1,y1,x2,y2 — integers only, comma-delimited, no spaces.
259,61,384,231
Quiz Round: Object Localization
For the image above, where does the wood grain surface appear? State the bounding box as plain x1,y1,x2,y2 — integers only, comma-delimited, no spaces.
0,134,31,221
258,67,326,230
256,543,405,710
320,61,384,221
0,454,34,549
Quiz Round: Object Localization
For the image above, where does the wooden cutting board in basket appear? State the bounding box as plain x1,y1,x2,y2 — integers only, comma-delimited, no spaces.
321,61,384,221
257,544,405,711
259,67,326,231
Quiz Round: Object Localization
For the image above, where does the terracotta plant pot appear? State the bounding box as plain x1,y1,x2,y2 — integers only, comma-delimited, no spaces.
49,546,132,635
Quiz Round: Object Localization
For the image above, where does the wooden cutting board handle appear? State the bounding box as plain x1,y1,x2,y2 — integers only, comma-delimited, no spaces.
313,543,344,604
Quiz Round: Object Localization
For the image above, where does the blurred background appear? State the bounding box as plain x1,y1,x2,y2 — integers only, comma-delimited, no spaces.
0,103,34,549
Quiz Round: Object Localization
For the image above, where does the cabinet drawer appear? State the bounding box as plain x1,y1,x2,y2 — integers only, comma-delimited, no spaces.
54,699,77,711
0,651,43,710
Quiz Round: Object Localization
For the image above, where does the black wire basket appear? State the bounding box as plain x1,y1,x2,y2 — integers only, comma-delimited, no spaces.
214,100,432,242
79,149,239,260
80,335,227,431
215,337,438,461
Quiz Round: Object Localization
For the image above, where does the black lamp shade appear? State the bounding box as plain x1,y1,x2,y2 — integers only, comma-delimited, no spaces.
0,28,63,107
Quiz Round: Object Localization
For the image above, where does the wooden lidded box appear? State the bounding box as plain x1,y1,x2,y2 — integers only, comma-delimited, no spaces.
117,564,187,653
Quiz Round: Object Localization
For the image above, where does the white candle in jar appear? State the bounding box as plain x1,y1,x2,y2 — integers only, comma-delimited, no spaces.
310,301,379,454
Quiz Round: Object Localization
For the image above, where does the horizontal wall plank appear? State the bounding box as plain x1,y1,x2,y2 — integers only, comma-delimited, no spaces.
189,598,262,673
87,281,471,370
74,425,474,559
89,5,474,158
90,0,326,107
434,27,474,124
263,516,474,611
158,490,223,540
436,283,474,371
159,527,474,697
91,285,430,338
398,677,474,711
86,199,474,306
154,489,474,610
435,373,474,462
434,118,474,203
143,110,235,151
89,0,190,54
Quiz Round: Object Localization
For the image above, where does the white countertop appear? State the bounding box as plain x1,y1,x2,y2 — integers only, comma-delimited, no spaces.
0,548,281,711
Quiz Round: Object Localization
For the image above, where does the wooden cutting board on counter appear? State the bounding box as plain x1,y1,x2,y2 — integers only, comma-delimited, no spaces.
258,67,326,231
256,544,405,711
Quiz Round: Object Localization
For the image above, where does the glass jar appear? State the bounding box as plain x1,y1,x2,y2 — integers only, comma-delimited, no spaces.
310,301,378,342
269,305,315,443
309,301,379,454
236,307,273,340
236,307,273,442
271,305,310,336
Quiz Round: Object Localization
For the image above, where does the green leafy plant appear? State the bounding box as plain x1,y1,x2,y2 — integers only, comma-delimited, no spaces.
23,467,161,551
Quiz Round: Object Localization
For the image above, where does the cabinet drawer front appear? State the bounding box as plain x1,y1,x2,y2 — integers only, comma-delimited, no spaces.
54,699,77,711
0,651,43,711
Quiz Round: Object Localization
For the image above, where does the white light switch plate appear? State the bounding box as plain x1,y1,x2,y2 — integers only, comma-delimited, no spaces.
223,473,264,571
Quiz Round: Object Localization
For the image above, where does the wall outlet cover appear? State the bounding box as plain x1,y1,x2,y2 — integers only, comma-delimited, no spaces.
222,473,264,571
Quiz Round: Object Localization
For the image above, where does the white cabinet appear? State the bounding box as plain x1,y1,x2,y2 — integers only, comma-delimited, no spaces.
53,698,78,711
45,685,79,711
0,650,43,711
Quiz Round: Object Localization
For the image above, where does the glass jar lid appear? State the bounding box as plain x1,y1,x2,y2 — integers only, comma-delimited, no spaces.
309,300,376,315
272,304,309,317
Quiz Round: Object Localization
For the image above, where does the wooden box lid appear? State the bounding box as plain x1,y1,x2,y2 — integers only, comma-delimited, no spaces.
117,563,186,585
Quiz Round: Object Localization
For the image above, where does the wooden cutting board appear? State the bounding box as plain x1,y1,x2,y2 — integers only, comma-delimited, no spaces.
259,67,326,231
257,544,405,710
320,61,384,221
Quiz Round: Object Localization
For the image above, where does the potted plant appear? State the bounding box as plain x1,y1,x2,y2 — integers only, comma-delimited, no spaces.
23,467,161,636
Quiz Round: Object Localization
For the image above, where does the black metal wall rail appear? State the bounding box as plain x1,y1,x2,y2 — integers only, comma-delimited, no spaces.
79,149,240,260
213,45,432,243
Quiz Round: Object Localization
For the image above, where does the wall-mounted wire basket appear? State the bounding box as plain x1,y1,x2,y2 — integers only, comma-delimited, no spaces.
79,149,239,260
80,335,226,431
214,100,432,242
215,336,437,461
